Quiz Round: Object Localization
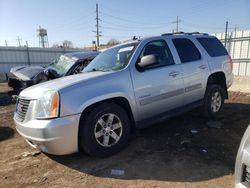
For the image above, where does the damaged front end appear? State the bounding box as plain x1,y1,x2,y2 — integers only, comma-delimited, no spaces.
8,66,48,92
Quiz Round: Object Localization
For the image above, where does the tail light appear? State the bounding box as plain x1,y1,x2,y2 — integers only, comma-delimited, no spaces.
229,55,233,72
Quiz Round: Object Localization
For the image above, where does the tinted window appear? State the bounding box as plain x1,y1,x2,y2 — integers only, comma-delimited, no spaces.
138,40,175,68
172,38,201,63
197,37,228,57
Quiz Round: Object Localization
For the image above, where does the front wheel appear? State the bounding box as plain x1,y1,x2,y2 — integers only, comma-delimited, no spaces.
202,84,225,118
79,102,131,157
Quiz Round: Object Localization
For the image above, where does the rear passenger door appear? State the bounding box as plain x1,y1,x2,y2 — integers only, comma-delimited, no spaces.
172,38,210,104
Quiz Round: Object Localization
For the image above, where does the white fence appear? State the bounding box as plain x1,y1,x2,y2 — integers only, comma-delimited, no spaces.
215,30,250,76
0,46,79,74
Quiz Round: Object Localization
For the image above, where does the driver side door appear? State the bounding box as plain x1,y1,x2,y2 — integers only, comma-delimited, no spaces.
130,39,184,122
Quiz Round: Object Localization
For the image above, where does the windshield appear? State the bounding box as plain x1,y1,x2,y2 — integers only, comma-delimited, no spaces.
83,43,138,72
48,55,76,75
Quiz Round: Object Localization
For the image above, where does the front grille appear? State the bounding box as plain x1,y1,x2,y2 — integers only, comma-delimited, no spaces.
15,98,30,122
242,165,250,187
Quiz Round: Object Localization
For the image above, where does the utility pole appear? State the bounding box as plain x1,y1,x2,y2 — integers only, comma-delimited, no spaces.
172,16,181,33
95,3,101,48
224,21,228,50
26,41,31,65
4,40,8,47
17,36,22,47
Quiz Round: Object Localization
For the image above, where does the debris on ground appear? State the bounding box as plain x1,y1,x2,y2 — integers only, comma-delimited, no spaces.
41,177,47,182
22,151,41,157
110,169,125,176
180,138,191,145
202,149,208,153
191,130,198,134
206,121,222,129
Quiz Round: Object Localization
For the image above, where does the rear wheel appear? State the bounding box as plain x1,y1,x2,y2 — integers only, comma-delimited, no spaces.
202,84,225,118
79,102,130,157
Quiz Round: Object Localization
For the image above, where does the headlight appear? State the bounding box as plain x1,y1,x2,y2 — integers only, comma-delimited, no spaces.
34,90,60,119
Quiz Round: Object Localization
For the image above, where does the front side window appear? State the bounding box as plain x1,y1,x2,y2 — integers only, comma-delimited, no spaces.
138,40,175,68
83,43,138,72
172,38,201,63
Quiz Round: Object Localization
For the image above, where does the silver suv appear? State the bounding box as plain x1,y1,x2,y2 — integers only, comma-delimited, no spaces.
14,32,234,157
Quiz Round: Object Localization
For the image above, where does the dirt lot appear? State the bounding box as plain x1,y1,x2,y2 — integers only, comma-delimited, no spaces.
1,83,250,188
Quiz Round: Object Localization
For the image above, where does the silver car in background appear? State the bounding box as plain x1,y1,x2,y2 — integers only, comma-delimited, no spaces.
235,124,250,188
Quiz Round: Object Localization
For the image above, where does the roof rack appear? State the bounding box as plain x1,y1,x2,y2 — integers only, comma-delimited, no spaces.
162,32,208,36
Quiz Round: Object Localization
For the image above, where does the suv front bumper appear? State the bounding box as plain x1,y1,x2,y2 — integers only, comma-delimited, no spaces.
14,114,81,155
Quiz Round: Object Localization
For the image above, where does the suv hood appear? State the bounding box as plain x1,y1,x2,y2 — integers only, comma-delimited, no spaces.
19,71,109,99
10,66,45,81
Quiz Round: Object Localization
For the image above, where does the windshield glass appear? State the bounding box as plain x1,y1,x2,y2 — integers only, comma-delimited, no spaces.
83,43,138,72
48,55,76,75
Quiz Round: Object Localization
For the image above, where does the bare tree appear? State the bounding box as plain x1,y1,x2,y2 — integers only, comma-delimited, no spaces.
51,43,61,48
62,40,73,48
107,38,119,46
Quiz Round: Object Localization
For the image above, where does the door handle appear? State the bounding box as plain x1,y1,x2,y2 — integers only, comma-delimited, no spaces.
199,65,207,69
169,71,179,77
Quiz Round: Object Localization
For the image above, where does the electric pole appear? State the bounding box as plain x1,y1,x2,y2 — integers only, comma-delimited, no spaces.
172,16,181,33
95,3,101,48
224,21,228,49
4,40,8,47
17,36,22,47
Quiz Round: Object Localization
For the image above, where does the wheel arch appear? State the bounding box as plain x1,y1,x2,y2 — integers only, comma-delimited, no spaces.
77,96,136,148
206,71,228,99
77,96,135,152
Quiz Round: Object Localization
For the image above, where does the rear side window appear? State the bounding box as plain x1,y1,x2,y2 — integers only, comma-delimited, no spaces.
172,38,201,63
197,37,228,57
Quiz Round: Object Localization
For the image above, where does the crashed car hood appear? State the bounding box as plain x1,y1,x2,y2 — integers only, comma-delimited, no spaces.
19,71,109,99
10,66,45,81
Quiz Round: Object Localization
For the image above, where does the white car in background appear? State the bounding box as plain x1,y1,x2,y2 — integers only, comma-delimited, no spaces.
235,124,250,188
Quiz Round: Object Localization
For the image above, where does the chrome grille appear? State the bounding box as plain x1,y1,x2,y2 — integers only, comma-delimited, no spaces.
242,165,250,187
15,98,30,122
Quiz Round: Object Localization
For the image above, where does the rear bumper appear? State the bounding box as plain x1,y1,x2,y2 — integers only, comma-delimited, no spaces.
15,114,81,155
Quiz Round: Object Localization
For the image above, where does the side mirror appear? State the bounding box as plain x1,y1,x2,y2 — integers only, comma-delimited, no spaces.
43,68,59,79
137,55,159,70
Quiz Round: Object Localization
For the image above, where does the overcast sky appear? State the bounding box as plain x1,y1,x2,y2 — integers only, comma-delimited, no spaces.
0,0,249,48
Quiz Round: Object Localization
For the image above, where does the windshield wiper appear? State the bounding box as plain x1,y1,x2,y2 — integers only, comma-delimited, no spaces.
87,68,107,73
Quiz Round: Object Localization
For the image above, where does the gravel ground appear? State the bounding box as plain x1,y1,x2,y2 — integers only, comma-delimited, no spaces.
0,83,250,188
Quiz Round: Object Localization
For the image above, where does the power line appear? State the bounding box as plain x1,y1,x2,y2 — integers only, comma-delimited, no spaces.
100,11,169,26
101,20,171,30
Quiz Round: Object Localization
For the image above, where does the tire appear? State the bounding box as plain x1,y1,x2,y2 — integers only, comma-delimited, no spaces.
79,102,131,157
202,84,225,118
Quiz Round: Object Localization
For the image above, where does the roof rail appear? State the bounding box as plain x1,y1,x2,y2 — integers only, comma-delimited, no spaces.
162,32,208,36
186,32,209,35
